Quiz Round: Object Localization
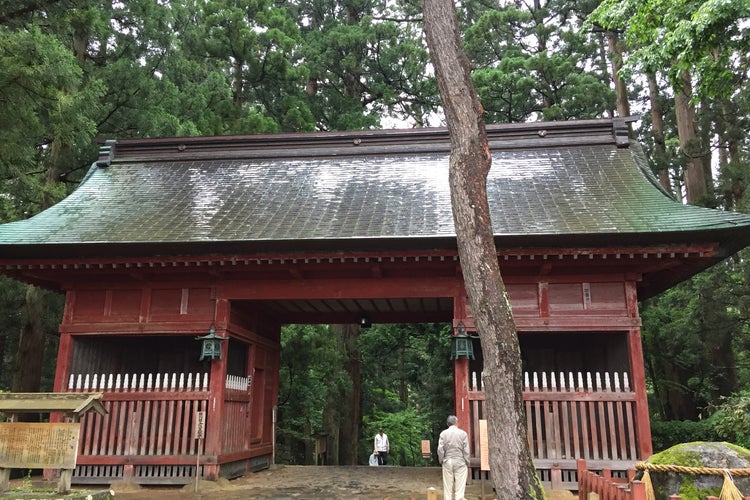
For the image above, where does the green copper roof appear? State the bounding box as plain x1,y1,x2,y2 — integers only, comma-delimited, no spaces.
1,119,749,257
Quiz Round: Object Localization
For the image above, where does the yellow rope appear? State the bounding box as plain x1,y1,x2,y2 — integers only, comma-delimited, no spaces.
635,462,750,477
634,462,750,499
640,470,656,500
720,471,745,500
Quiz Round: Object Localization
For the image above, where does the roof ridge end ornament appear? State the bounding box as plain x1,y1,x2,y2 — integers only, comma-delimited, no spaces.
96,139,117,168
612,116,639,148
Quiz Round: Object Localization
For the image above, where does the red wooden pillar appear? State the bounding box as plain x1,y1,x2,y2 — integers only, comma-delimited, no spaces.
204,297,229,480
628,326,652,457
267,327,281,464
52,291,76,395
453,352,471,440
626,279,653,458
452,293,472,446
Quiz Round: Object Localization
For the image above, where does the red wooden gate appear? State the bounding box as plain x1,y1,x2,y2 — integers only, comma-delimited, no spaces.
469,370,640,490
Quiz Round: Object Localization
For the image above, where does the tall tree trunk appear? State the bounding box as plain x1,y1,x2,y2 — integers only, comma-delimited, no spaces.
13,137,67,396
674,71,707,203
335,324,361,465
607,31,630,120
232,57,244,117
322,395,340,464
647,73,673,195
12,286,45,395
422,0,543,497
716,96,744,210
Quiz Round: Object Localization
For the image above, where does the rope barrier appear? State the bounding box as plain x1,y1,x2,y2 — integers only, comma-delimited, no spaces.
634,461,748,500
635,462,750,477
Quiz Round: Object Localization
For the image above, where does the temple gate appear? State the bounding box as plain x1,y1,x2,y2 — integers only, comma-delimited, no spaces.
1,118,749,488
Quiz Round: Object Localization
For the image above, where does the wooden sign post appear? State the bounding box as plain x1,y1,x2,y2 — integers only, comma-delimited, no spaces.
194,410,206,493
479,420,489,497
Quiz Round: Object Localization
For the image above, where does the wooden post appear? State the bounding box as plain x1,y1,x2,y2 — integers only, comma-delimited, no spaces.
630,481,646,500
628,325,653,457
577,459,587,500
58,469,73,494
194,410,206,492
0,468,9,493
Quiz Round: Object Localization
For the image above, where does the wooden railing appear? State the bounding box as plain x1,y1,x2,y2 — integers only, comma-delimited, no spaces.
469,371,639,489
577,459,643,499
67,372,210,484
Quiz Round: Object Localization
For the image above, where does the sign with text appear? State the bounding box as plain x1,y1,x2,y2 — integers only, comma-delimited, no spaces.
0,423,80,469
194,410,206,439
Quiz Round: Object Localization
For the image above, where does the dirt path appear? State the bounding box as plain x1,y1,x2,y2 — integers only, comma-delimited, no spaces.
109,465,577,500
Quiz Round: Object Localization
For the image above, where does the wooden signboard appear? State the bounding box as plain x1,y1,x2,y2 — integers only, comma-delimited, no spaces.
0,422,80,469
479,419,489,471
421,439,431,459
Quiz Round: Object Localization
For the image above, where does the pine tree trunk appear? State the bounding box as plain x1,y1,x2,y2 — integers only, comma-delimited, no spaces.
674,71,707,203
336,324,361,465
647,74,674,195
607,31,630,120
422,0,543,496
12,285,45,395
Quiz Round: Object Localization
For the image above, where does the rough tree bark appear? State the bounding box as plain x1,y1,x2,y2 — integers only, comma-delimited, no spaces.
674,71,708,203
422,0,543,497
647,73,674,195
12,285,45,394
333,324,361,465
607,30,631,121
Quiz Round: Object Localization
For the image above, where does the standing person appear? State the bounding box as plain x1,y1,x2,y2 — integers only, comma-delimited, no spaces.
437,415,470,500
374,427,390,465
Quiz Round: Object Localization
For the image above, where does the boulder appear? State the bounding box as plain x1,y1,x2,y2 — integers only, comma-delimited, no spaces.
642,441,750,500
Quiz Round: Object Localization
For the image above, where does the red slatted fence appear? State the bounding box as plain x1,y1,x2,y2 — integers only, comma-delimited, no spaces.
67,372,210,484
469,371,640,490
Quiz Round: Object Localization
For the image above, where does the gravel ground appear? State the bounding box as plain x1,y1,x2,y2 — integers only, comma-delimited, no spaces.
107,465,577,500
7,466,577,499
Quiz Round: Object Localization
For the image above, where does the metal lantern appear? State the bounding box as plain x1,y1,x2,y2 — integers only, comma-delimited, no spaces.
196,328,227,361
450,321,475,360
359,315,372,329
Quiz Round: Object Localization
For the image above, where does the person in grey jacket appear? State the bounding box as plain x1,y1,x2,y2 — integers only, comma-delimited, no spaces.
437,415,471,500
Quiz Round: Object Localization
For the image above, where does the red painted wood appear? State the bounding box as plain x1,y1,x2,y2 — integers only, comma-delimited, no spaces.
453,356,471,447
628,326,652,457
205,337,228,472
523,392,636,402
53,333,73,393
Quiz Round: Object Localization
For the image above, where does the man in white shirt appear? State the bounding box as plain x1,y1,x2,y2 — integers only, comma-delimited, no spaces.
374,427,390,465
437,415,470,500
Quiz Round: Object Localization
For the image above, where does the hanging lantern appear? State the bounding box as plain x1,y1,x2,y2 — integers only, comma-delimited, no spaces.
196,327,227,361
450,321,475,360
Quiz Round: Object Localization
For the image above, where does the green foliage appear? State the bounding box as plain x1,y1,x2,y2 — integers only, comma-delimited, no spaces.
641,254,749,420
359,323,453,465
589,0,750,100
275,322,453,465
707,391,750,449
277,324,350,464
464,0,615,124
364,407,432,466
649,419,718,453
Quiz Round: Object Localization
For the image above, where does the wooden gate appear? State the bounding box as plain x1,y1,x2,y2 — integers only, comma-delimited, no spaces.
67,372,210,484
468,370,639,490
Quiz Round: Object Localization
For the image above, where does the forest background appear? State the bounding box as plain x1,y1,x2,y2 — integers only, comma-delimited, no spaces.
0,0,749,466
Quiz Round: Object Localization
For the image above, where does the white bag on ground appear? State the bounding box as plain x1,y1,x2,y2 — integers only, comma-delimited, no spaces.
369,453,379,466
